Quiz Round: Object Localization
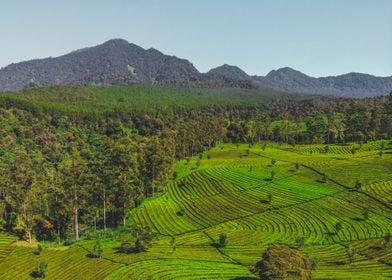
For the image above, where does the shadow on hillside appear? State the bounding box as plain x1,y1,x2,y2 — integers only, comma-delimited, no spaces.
86,253,100,258
350,217,365,222
327,261,346,265
231,277,258,280
112,246,141,254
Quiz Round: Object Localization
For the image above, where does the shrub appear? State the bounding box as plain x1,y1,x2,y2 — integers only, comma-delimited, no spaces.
347,246,355,264
385,232,391,247
176,209,185,216
355,179,362,191
37,243,43,255
63,239,75,246
310,258,319,270
363,207,369,220
296,236,305,247
271,170,276,180
335,222,343,233
267,193,273,204
172,171,178,180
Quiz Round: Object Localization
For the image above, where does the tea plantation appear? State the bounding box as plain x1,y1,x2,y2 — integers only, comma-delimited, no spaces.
0,141,391,279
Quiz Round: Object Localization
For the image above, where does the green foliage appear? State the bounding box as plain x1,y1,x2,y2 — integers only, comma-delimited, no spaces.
355,179,362,191
37,243,43,255
385,233,391,247
270,170,276,180
347,246,355,264
362,207,369,220
32,261,48,278
176,209,185,216
335,222,343,233
296,236,305,247
256,245,312,280
119,225,156,253
218,233,228,248
92,238,103,258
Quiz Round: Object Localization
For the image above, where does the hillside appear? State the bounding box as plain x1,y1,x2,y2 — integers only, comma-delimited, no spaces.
0,84,304,115
0,142,391,279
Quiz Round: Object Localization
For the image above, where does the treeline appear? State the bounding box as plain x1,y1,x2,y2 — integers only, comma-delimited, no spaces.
0,90,391,242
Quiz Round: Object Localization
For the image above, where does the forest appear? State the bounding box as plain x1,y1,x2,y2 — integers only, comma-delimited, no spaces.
0,85,391,244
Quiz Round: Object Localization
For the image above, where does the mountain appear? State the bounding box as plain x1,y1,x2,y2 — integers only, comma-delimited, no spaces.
207,64,251,81
0,39,202,91
0,39,391,97
255,67,392,97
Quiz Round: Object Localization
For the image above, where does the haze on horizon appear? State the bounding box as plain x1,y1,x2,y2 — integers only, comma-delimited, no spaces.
0,0,391,77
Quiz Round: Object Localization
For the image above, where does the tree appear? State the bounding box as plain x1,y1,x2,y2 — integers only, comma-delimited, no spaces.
270,170,276,180
256,245,312,280
32,261,48,278
172,171,178,180
119,224,156,253
267,193,273,204
362,207,369,220
37,243,43,255
347,246,355,264
218,233,227,248
335,222,343,234
296,236,305,247
355,179,362,191
92,238,103,258
384,232,391,248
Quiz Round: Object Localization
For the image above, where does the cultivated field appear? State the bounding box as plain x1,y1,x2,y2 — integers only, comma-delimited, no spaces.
0,141,391,279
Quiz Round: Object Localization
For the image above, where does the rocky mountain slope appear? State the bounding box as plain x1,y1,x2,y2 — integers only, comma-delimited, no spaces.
0,39,391,97
254,67,392,97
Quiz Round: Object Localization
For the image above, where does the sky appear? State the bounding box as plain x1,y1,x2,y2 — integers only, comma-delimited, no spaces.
0,0,391,77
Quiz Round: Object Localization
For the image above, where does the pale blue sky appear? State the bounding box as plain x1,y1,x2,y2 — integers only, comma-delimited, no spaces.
0,0,391,77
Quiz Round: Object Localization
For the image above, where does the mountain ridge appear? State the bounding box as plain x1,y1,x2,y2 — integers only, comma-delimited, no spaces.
0,39,391,97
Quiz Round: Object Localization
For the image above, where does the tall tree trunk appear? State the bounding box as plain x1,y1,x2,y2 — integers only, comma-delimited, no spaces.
103,189,106,231
123,202,127,227
74,189,79,240
152,165,155,197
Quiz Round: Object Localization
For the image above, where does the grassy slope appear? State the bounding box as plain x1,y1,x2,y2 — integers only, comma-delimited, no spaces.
0,141,391,279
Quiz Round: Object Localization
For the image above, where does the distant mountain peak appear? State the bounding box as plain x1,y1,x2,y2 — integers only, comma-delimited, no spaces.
207,64,250,80
103,38,130,45
0,39,201,91
261,67,392,97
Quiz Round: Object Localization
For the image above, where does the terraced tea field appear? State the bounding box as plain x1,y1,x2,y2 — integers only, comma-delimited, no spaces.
0,141,391,279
